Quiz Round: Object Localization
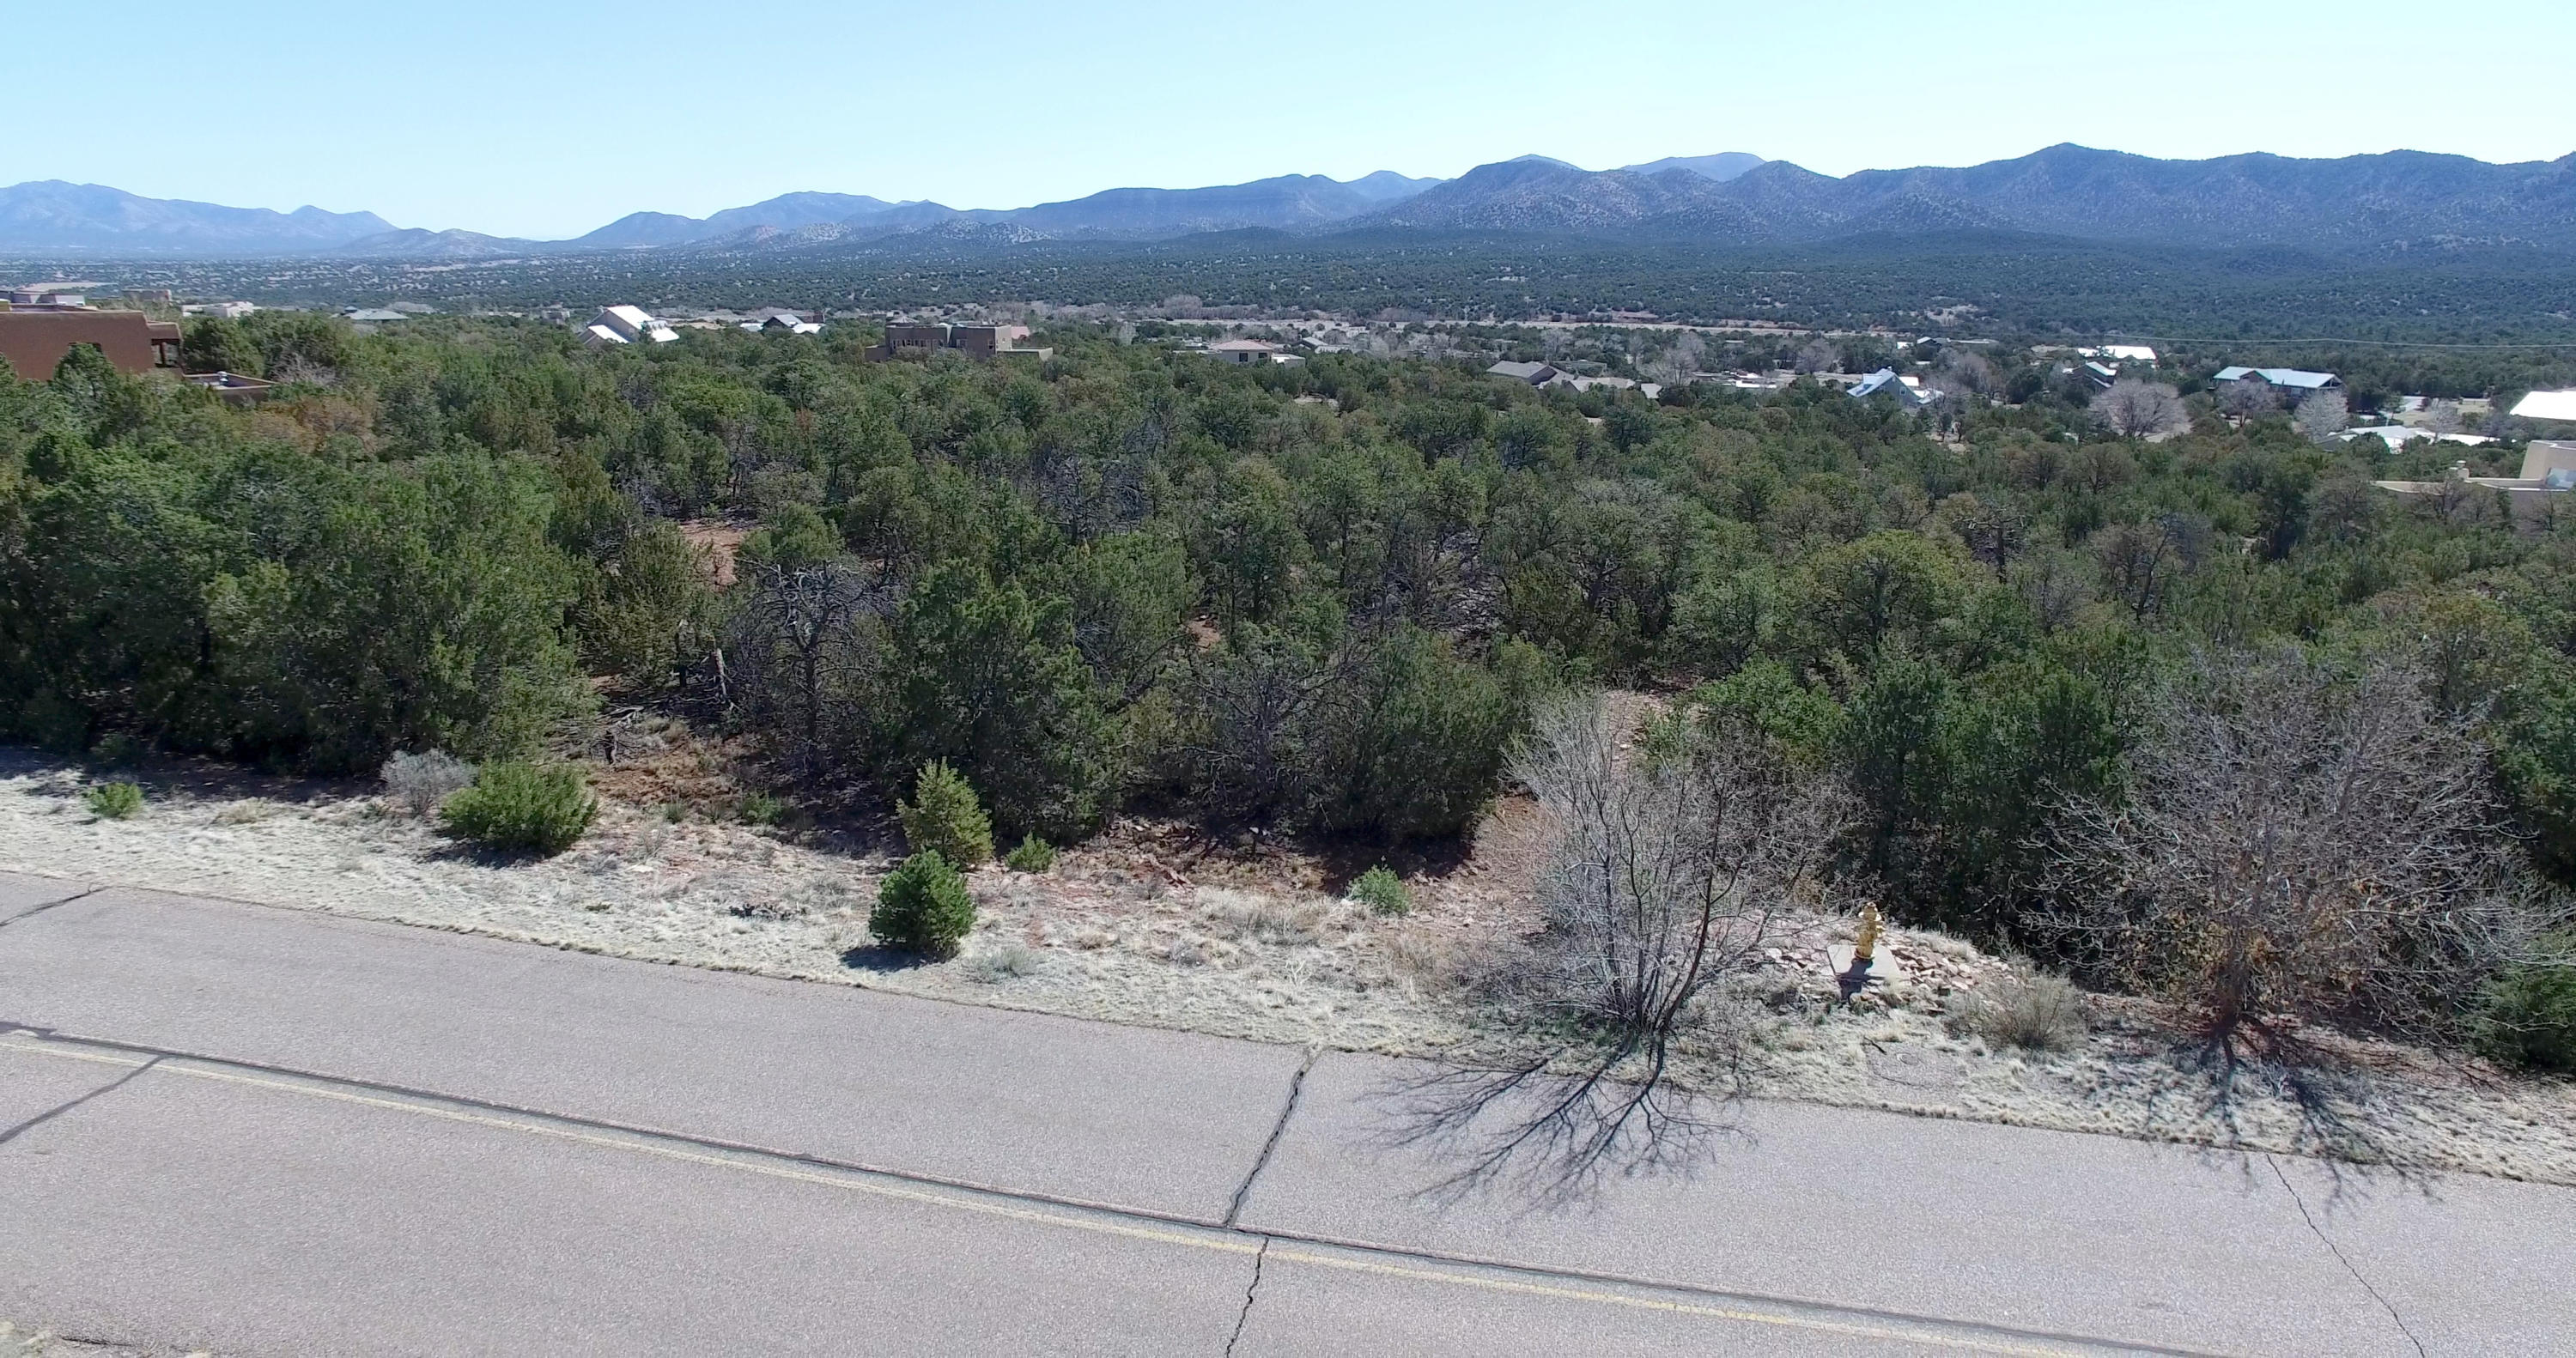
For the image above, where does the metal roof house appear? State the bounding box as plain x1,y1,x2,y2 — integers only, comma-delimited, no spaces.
2214,366,2341,391
1488,360,1564,385
585,305,679,347
1850,367,1935,409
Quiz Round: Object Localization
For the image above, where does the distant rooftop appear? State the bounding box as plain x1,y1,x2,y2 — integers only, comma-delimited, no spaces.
2511,389,2576,422
2215,366,2339,390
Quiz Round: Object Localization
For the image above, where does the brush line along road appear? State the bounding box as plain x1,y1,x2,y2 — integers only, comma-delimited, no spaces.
0,870,2566,1355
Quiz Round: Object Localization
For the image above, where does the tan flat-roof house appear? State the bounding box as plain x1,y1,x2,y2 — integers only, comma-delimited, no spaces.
0,307,182,381
2376,440,2576,527
864,323,1050,362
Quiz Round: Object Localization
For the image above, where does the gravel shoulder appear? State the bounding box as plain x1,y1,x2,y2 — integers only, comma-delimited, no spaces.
5,750,2568,1185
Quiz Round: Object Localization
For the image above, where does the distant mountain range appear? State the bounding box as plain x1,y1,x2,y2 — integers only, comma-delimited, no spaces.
0,181,393,252
7,145,2572,260
1364,145,2576,250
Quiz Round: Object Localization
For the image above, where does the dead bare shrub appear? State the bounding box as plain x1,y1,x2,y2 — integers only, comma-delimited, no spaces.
381,749,475,816
2043,649,2563,1062
1387,694,1850,1195
1946,970,2087,1052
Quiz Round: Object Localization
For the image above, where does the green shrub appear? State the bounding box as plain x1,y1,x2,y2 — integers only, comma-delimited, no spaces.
738,791,786,826
89,732,143,768
872,851,977,958
2478,944,2576,1072
83,781,143,820
898,760,993,867
440,761,597,855
1005,834,1057,873
1349,865,1412,916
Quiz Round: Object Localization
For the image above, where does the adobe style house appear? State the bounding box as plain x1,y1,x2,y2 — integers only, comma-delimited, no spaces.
2375,440,2575,527
0,308,182,381
863,323,1050,362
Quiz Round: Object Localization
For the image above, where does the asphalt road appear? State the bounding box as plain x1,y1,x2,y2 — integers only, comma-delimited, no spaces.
2,870,2569,1355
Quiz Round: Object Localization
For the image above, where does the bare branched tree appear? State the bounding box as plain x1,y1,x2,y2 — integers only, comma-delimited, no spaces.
2090,379,2190,440
1653,330,1707,385
1936,348,1997,397
1383,695,1849,1197
2041,650,2563,1064
2220,379,2282,419
2093,513,2208,622
2423,398,2464,436
1937,493,2027,577
2294,390,2348,445
722,562,889,779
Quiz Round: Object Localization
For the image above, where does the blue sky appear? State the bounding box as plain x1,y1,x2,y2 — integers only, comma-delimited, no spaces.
11,0,2572,239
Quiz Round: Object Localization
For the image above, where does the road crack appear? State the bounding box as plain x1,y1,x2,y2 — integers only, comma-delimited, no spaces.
0,886,100,931
1224,1048,1315,1228
2265,1154,2426,1358
1221,1235,1269,1357
0,1054,161,1147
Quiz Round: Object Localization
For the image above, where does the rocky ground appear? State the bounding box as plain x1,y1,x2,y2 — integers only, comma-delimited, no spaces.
4,746,2570,1185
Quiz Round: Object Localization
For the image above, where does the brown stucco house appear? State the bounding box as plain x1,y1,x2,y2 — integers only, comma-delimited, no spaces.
0,308,183,381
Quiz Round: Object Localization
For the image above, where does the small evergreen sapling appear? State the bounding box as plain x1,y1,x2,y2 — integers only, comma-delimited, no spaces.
898,760,993,867
872,851,977,958
1005,834,1058,872
1350,865,1412,915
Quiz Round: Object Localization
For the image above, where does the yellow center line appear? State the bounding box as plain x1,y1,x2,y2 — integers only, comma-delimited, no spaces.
0,1038,2153,1356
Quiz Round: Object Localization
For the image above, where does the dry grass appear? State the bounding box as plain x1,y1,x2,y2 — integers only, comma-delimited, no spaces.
1198,888,1335,946
1946,970,2089,1052
3,745,2572,1185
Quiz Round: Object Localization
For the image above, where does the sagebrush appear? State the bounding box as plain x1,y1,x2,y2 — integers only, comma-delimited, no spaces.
382,749,476,816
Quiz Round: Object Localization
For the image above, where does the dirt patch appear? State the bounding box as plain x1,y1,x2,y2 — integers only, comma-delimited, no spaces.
3,748,2568,1184
675,519,750,586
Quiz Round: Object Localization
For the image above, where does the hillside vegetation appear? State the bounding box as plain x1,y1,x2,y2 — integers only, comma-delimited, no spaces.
3,312,2571,1069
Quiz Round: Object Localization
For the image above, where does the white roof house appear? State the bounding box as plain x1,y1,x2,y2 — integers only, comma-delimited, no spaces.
2510,389,2576,422
2101,344,2157,363
2338,425,2492,449
2214,366,2340,391
1850,367,1935,409
587,305,678,346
